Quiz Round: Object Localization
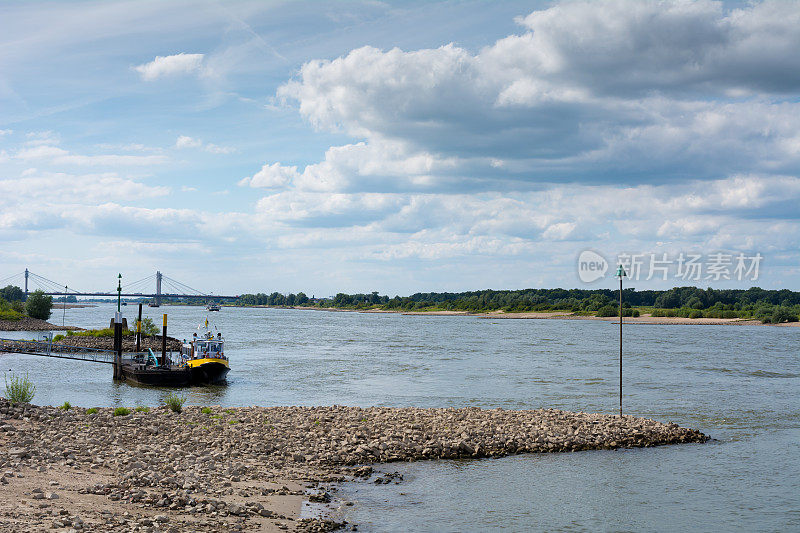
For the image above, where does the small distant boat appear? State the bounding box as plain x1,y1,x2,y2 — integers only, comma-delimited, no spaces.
148,301,160,308
122,302,128,306
206,303,220,311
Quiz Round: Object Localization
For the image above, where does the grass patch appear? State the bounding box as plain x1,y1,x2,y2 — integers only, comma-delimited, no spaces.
200,406,212,414
4,372,35,404
223,408,235,414
0,309,23,321
58,327,134,339
113,407,130,417
164,392,186,413
228,419,239,425
86,407,98,415
135,406,150,413
60,401,71,410
211,414,222,419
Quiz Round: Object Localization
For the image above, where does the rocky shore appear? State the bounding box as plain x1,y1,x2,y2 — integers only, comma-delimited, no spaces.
0,400,708,532
0,316,82,332
0,335,184,357
54,334,184,353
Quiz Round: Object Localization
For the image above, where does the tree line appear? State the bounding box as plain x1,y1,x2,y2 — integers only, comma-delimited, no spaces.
235,286,800,323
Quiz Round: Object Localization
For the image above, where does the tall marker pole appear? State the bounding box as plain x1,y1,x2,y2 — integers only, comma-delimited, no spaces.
616,265,626,417
117,273,122,313
62,285,67,328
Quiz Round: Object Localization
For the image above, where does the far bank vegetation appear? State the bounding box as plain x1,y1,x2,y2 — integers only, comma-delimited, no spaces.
236,287,800,324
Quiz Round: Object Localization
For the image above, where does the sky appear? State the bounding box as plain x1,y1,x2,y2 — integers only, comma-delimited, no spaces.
1,0,799,297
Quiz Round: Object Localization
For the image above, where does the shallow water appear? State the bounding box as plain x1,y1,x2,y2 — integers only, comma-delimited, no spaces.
2,304,798,531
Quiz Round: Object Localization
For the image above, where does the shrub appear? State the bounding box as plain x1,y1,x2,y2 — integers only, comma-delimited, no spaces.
86,407,98,415
596,305,618,317
201,407,212,414
0,309,23,321
771,307,799,324
4,373,36,404
164,393,186,413
60,401,71,410
688,310,704,319
113,407,130,416
25,290,53,320
135,406,150,413
140,317,160,336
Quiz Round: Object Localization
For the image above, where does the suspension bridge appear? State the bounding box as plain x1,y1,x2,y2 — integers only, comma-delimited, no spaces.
0,269,238,305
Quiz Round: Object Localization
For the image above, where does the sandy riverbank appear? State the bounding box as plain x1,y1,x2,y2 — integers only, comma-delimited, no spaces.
472,311,800,326
0,400,707,532
286,306,799,326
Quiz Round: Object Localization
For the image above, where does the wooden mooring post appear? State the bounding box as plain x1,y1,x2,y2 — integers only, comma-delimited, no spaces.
161,313,167,367
113,312,122,379
135,303,142,352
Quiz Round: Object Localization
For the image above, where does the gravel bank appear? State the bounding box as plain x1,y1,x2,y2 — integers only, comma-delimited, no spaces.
0,400,708,532
53,334,184,353
0,335,183,357
0,316,82,332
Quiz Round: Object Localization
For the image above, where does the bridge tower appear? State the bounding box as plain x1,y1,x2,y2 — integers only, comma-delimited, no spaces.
24,268,29,297
155,271,162,306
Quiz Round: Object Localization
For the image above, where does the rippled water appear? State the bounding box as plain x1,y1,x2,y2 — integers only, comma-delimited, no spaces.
2,304,798,531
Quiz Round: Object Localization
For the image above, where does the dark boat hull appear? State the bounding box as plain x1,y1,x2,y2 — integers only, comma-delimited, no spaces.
119,363,228,387
189,361,229,385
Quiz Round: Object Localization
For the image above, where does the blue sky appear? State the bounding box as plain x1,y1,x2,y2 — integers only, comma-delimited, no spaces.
1,0,799,296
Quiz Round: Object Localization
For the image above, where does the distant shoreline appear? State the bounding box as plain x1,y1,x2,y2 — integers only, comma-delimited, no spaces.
277,305,800,327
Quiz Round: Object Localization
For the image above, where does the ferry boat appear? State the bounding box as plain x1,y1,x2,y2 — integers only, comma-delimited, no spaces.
180,330,229,384
206,303,220,311
118,321,229,386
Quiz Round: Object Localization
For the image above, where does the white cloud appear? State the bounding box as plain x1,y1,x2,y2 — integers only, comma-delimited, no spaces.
175,135,203,149
102,240,210,255
175,135,235,154
134,53,208,81
240,162,300,189
14,144,167,166
275,1,800,190
0,129,12,136
0,171,169,204
203,143,235,154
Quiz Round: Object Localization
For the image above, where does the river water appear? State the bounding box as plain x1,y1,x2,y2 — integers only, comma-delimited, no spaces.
2,304,798,531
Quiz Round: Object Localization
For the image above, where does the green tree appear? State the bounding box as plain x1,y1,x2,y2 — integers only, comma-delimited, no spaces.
25,290,52,320
0,285,24,302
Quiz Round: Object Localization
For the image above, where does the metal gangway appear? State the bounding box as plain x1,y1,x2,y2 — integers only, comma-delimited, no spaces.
0,335,117,364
